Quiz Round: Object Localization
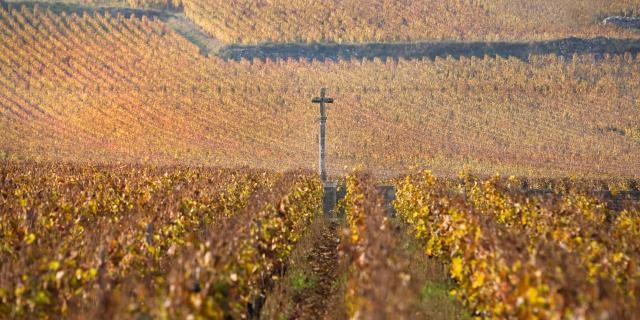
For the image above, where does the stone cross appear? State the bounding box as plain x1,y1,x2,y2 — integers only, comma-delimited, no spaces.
312,88,334,182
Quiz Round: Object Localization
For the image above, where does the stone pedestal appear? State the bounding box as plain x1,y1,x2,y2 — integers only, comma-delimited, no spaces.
323,181,337,217
376,185,397,217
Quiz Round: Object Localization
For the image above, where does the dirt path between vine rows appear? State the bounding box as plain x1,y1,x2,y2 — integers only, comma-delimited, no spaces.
260,217,344,320
289,219,340,319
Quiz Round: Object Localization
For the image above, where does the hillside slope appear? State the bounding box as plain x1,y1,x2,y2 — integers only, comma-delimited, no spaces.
1,6,639,177
5,0,640,44
182,0,640,44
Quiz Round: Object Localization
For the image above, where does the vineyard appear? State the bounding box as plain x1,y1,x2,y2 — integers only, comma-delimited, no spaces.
1,0,640,319
1,163,639,318
0,162,322,318
1,5,640,178
394,172,640,319
339,173,466,319
330,171,639,319
178,0,640,44
15,0,640,44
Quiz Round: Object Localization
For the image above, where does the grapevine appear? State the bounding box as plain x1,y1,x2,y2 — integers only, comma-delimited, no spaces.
394,171,640,318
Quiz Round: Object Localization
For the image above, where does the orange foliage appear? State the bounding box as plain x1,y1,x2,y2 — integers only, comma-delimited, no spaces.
178,0,640,44
1,6,640,178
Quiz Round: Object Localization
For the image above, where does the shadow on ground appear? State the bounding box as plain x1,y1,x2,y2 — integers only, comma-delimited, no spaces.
219,37,640,62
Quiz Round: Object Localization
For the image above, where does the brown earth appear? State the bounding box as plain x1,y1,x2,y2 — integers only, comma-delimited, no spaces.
260,218,344,320
289,220,340,319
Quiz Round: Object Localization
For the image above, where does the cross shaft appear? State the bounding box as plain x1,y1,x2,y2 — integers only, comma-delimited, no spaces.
312,88,334,182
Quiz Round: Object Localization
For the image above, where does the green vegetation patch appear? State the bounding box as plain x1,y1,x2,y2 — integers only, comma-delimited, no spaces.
289,270,318,294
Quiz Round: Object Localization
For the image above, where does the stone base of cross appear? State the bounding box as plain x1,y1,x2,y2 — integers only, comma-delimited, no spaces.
323,181,338,216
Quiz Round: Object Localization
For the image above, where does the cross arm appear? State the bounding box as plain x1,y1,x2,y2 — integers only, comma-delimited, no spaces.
312,97,334,103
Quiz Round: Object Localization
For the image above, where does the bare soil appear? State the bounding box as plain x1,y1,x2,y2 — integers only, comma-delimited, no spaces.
289,220,340,319
260,217,343,320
